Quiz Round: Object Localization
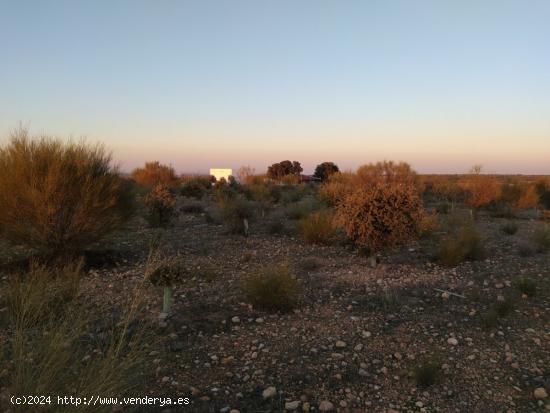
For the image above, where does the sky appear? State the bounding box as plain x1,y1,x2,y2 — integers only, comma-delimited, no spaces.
0,0,549,175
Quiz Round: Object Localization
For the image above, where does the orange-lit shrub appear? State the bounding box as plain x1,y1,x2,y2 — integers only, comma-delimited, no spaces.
0,129,135,257
334,162,425,252
132,161,179,188
459,167,500,209
515,184,539,209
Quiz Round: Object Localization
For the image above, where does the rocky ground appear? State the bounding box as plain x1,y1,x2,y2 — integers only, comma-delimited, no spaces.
1,205,549,413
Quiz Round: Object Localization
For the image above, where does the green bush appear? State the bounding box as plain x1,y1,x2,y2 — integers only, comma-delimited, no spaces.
532,225,550,253
0,129,135,258
299,211,336,244
243,264,299,311
438,225,485,267
500,221,518,235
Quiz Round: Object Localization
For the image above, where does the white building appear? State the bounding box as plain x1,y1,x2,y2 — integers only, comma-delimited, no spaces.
210,168,233,182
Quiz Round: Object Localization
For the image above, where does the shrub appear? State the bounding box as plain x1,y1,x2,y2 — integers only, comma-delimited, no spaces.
513,277,536,297
0,129,135,258
535,179,550,209
318,172,356,205
459,166,500,210
438,225,485,266
243,264,299,311
412,360,440,387
235,165,256,183
180,176,212,198
314,162,340,182
532,225,550,253
219,196,256,235
284,198,319,220
131,161,179,188
481,297,514,328
299,211,336,244
144,184,177,227
334,162,425,254
500,221,518,235
418,213,440,238
243,182,278,216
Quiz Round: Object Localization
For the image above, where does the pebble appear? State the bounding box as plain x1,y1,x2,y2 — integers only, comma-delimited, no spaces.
318,400,334,411
335,340,346,348
231,316,240,323
285,400,300,410
534,388,548,399
447,337,458,346
262,386,277,399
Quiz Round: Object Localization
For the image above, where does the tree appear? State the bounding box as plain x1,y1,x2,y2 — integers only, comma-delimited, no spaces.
131,161,179,188
314,162,340,182
267,160,303,181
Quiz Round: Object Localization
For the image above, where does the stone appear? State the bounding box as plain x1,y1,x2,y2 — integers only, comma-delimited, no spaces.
231,316,240,323
285,400,300,410
262,386,277,399
335,340,346,348
447,337,458,346
534,388,548,399
318,400,334,411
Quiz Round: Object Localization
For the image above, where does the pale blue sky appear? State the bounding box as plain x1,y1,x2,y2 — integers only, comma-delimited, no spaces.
1,0,549,174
